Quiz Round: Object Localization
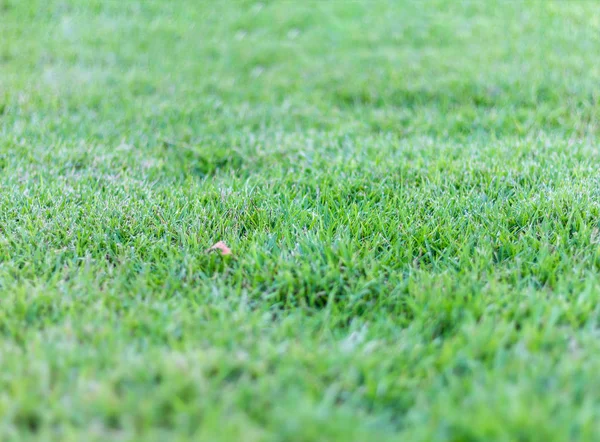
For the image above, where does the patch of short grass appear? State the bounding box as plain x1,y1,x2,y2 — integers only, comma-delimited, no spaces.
1,0,600,440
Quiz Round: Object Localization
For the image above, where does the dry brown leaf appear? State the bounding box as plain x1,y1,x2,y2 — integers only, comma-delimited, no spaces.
206,241,232,256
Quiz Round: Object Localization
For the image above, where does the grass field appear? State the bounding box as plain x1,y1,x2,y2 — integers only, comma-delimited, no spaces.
2,0,600,440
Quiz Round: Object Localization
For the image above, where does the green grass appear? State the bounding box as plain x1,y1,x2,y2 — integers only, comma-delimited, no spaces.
1,0,600,440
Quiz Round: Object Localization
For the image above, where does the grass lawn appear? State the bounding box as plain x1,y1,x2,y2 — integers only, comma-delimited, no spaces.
2,0,600,440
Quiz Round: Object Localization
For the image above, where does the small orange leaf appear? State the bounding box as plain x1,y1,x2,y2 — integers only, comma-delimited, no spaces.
207,241,232,256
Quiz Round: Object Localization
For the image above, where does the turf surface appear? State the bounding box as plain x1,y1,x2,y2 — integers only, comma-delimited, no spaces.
2,1,600,440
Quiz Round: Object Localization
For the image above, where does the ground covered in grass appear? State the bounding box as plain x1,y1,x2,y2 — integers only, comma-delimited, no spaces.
1,0,600,440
